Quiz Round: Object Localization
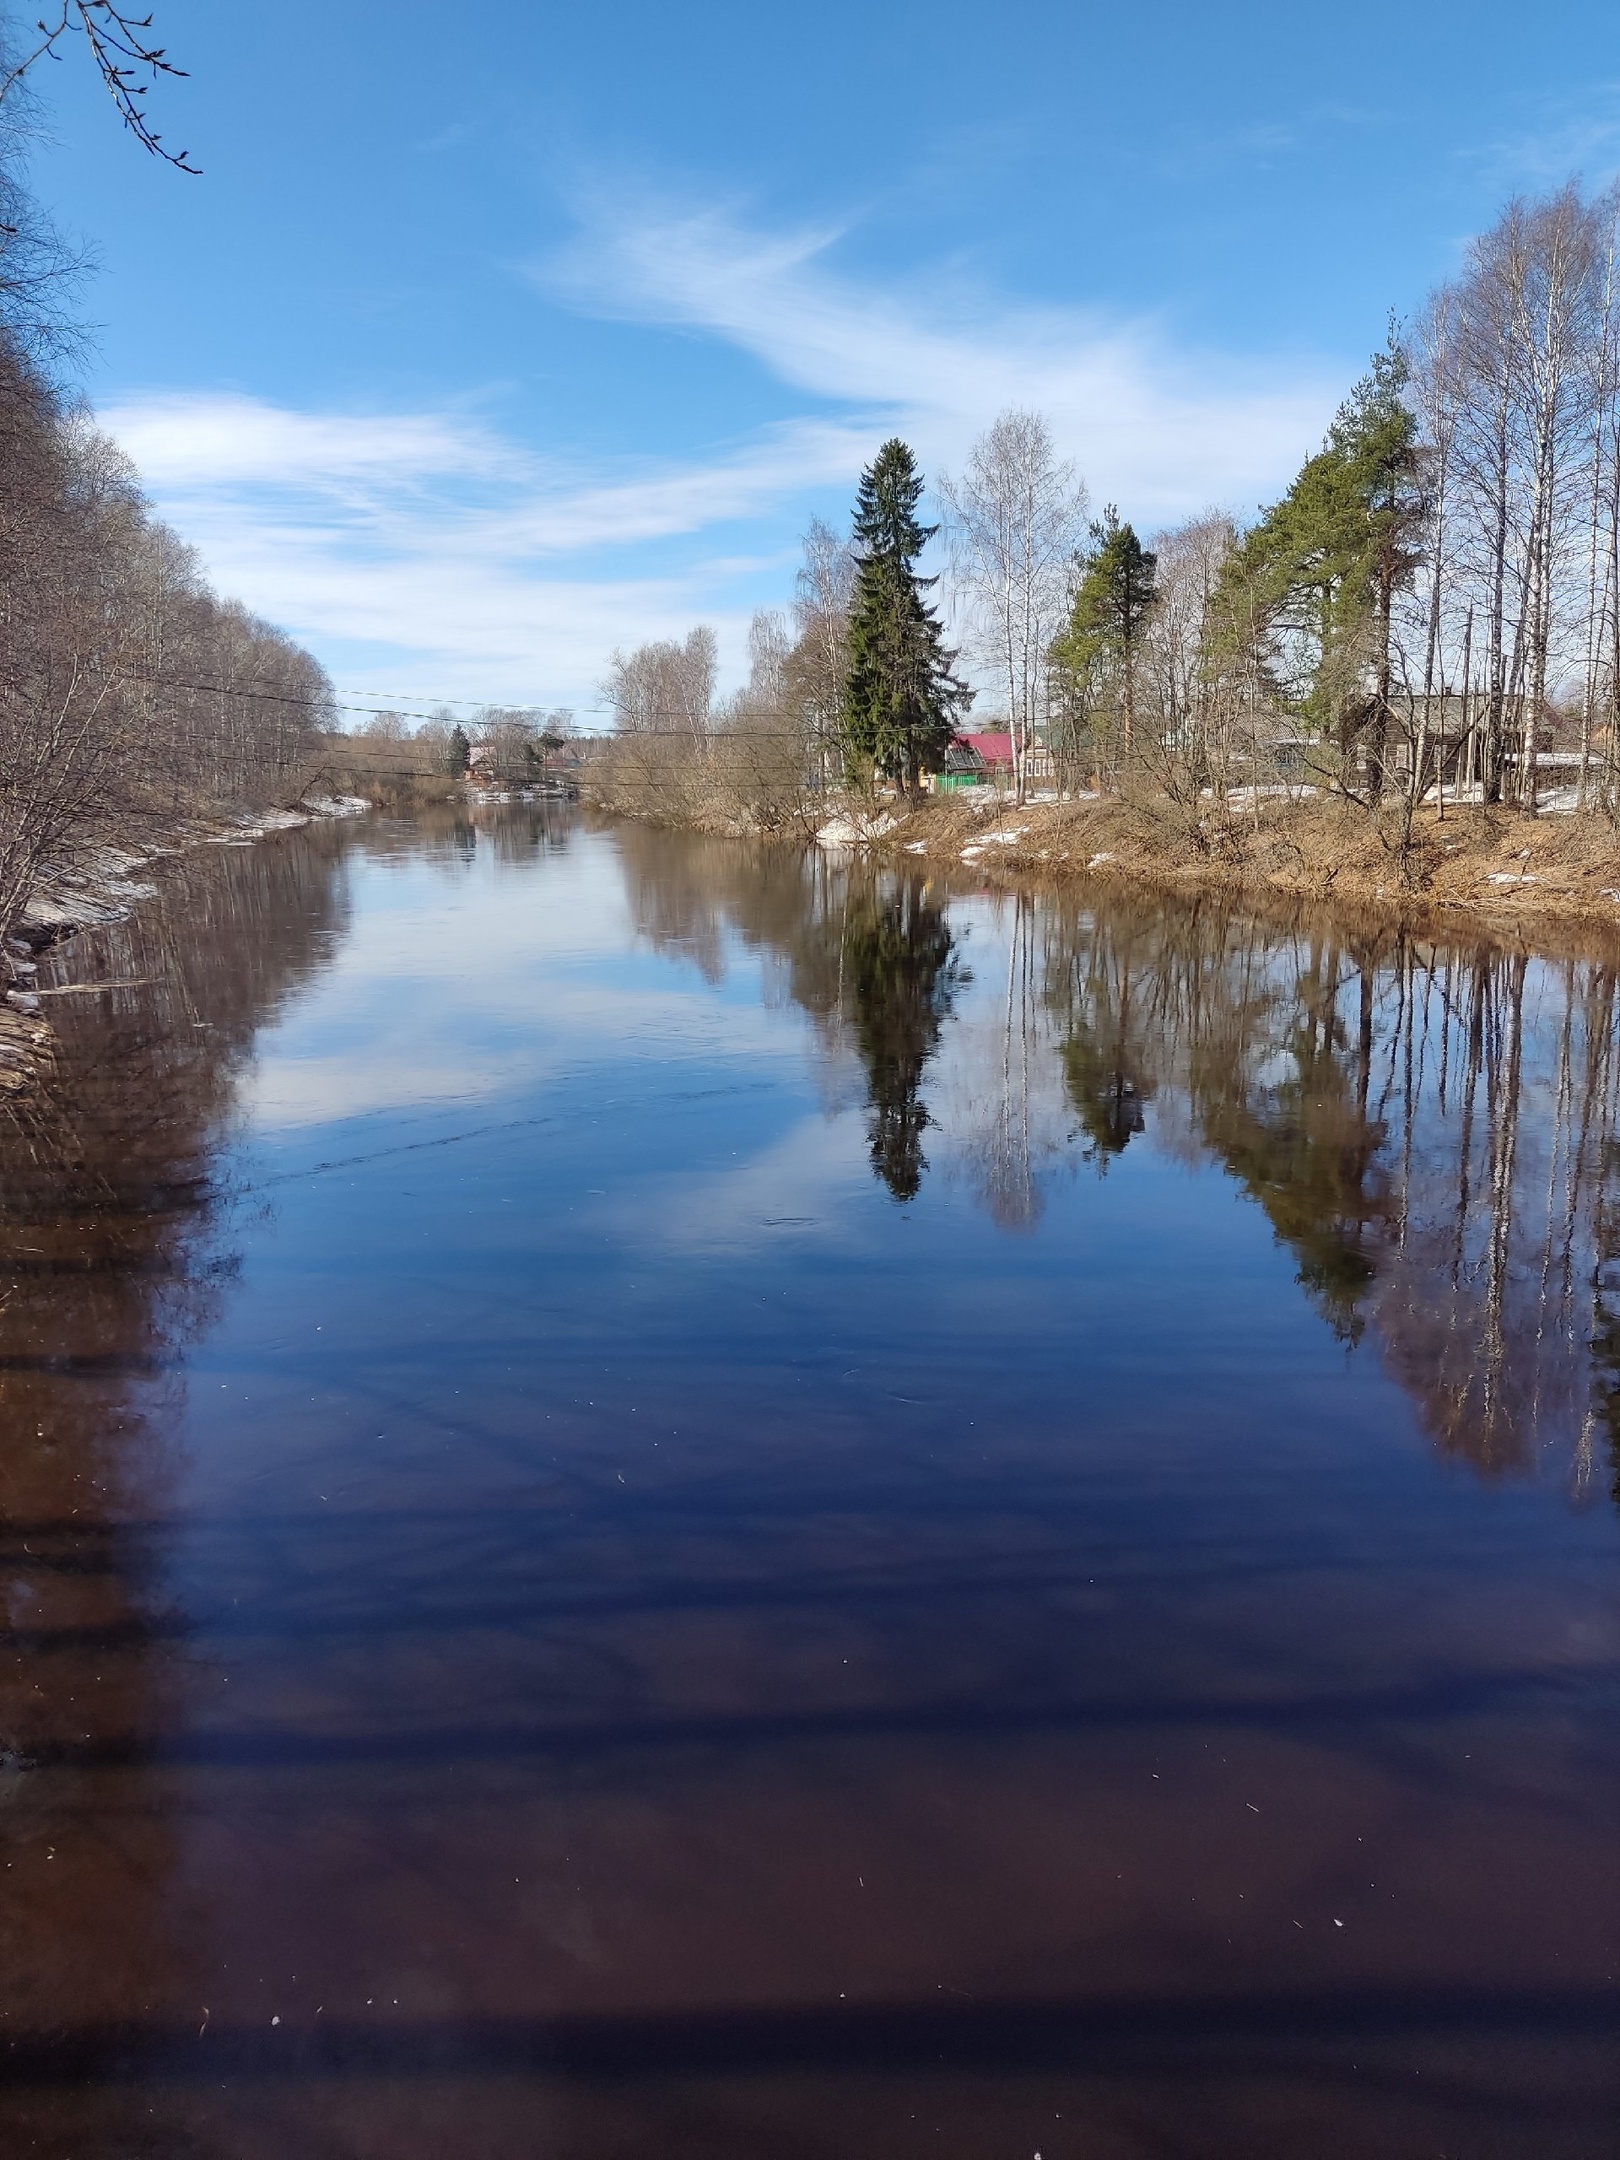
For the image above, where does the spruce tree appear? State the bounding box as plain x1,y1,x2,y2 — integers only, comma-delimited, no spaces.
842,440,969,795
447,724,470,777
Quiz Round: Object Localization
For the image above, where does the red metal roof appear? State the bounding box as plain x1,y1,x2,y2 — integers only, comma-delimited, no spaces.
961,731,1014,765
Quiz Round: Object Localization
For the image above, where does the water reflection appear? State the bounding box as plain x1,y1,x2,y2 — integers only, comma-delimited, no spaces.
0,824,353,2133
0,812,1615,2157
1044,910,1620,1489
612,831,971,1203
614,835,1620,1495
839,882,962,1202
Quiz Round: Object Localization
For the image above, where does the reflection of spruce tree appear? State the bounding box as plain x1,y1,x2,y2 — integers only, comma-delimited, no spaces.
841,880,961,1201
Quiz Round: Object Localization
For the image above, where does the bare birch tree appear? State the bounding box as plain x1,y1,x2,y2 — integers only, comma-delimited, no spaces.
940,409,1088,802
786,517,854,792
1430,185,1616,811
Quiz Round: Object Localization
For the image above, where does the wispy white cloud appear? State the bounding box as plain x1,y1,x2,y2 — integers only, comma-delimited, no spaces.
1467,83,1620,191
544,189,1347,522
485,419,868,555
102,392,516,490
98,190,1351,706
98,393,860,705
101,391,867,552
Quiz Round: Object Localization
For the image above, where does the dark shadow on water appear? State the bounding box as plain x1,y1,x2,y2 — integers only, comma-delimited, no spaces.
3,1980,1613,2088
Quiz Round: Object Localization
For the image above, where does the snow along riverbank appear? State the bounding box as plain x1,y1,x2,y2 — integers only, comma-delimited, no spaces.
0,796,370,1096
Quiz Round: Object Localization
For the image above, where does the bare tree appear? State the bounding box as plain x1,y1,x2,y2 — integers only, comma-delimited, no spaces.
1579,195,1620,808
0,3,197,170
603,627,717,740
1505,187,1604,811
1437,185,1614,810
940,409,1088,802
0,340,331,982
785,517,854,791
1141,512,1237,778
710,610,818,831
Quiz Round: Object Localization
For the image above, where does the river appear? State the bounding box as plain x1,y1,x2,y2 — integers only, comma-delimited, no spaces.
1,805,1616,2158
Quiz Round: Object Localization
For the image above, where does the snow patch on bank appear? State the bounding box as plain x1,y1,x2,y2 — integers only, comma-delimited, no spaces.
1,793,373,1093
817,809,899,848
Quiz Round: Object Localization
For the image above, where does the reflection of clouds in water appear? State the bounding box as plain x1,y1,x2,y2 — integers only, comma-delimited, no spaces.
590,1110,869,1256
248,1051,553,1129
240,845,805,1132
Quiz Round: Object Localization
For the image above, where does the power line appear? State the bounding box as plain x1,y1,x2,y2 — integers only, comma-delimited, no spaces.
113,657,583,714
318,687,533,710
108,659,904,731
106,664,844,736
109,664,588,727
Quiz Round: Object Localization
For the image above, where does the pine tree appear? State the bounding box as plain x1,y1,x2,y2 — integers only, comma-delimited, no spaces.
842,440,969,795
1216,335,1426,801
446,724,470,777
1050,506,1158,770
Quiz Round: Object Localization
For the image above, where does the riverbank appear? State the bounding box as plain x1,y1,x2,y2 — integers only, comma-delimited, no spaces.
0,794,369,1097
804,788,1620,937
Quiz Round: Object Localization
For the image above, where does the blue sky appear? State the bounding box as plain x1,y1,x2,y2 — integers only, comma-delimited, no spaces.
29,0,1620,715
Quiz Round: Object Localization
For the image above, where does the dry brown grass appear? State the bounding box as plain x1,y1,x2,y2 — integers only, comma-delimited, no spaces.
868,790,1620,934
0,1002,54,1095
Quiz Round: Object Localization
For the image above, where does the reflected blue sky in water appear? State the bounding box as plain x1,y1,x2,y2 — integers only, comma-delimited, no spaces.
3,809,1616,2159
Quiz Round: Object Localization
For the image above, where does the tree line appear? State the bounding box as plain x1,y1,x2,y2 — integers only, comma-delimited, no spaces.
0,7,333,985
329,704,579,799
0,332,335,973
600,175,1620,845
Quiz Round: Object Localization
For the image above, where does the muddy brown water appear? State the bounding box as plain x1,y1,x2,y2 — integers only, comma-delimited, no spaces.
0,806,1615,2158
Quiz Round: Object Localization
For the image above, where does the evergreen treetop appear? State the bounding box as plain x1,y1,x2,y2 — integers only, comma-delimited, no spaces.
1049,506,1158,758
1053,507,1158,677
842,439,970,794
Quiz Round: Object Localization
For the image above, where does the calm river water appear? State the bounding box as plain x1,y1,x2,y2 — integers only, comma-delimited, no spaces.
1,806,1617,2158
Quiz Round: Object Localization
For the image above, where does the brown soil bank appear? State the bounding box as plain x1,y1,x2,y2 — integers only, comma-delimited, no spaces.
864,792,1620,936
